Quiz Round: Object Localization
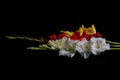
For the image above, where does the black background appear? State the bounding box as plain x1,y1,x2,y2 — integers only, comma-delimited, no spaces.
1,2,120,73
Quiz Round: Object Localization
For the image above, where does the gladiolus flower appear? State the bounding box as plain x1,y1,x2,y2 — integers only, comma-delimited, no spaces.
76,38,91,59
76,24,86,36
48,34,57,40
90,37,110,55
85,24,96,35
5,24,120,59
62,31,74,37
58,32,66,39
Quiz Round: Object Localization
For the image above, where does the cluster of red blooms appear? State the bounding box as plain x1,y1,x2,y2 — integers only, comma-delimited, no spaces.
48,31,102,41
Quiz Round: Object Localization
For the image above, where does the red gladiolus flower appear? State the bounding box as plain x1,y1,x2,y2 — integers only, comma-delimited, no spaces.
81,32,91,41
48,34,57,40
93,32,102,37
70,36,78,40
58,32,66,39
78,36,83,41
73,32,81,37
85,35,91,41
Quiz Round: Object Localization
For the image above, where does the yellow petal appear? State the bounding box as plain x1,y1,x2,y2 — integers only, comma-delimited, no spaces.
85,24,96,35
91,24,96,34
76,28,83,36
76,24,86,36
64,31,74,37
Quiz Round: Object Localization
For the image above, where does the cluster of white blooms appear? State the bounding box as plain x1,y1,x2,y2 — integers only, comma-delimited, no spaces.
48,37,110,59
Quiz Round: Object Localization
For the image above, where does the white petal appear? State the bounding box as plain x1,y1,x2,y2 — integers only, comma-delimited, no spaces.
76,38,91,58
59,49,75,58
80,52,91,59
90,37,110,55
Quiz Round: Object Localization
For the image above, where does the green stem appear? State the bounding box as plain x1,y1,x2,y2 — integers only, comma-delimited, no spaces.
110,45,120,47
27,47,48,50
110,48,120,50
27,47,54,50
106,40,120,44
5,36,45,42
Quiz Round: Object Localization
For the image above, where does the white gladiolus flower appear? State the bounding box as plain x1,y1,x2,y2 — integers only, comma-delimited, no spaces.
58,38,78,57
48,37,78,57
76,38,91,59
90,37,110,55
59,49,75,58
48,37,110,59
48,37,67,50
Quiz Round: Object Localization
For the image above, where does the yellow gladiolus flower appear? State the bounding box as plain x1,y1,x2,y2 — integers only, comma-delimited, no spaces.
76,24,85,36
85,24,96,35
76,28,83,36
61,31,74,37
91,24,96,34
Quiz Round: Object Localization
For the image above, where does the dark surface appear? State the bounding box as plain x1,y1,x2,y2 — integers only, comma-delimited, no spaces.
1,4,120,73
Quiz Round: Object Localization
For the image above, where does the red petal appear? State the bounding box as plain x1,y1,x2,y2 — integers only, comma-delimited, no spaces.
48,34,57,40
93,32,102,37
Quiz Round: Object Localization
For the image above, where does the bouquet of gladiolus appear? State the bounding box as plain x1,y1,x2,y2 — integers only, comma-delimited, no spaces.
6,24,120,59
